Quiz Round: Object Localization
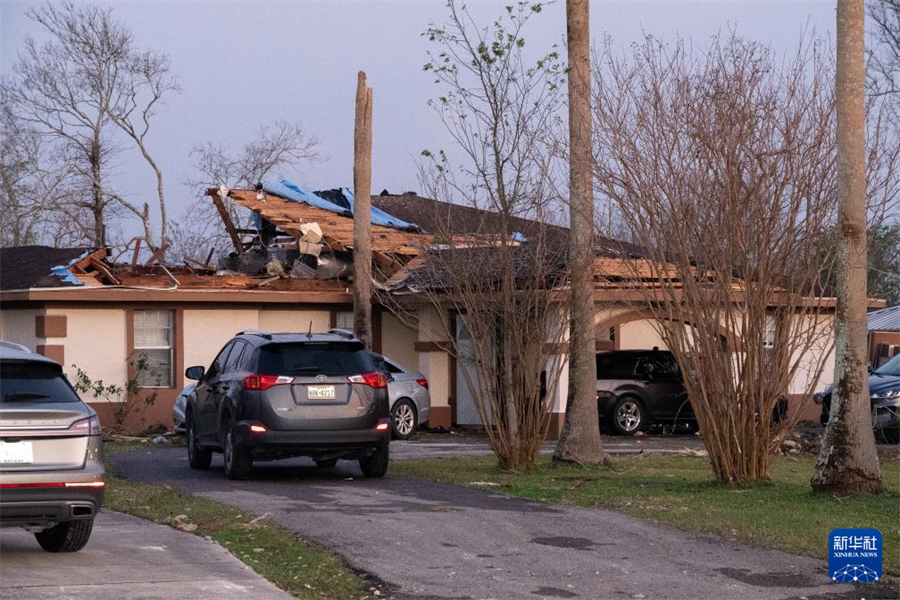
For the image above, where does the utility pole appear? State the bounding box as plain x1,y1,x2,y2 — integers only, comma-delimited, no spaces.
812,0,881,493
553,0,607,466
353,71,374,348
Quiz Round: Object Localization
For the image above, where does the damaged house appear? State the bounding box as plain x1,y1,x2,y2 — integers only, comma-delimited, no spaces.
0,181,857,432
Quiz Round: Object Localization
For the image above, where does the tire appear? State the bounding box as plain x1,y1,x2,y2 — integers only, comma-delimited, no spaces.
187,414,212,470
34,519,93,552
611,396,646,436
359,443,389,478
315,459,338,469
391,399,418,440
223,417,252,480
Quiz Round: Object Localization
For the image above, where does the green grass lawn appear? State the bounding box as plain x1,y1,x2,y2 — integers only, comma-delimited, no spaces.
392,452,900,574
104,442,369,600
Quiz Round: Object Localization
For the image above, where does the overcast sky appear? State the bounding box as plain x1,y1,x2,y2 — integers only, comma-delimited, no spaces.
1,0,836,228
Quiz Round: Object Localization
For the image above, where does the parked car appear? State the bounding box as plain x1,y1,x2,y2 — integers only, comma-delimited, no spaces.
818,353,900,444
0,341,104,552
369,351,430,440
183,329,392,480
595,350,695,435
172,383,195,433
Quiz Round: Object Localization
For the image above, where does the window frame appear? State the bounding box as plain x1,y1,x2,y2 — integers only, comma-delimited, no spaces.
133,309,175,389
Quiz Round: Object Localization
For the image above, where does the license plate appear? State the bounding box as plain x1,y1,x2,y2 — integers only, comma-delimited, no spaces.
0,441,34,464
307,385,336,400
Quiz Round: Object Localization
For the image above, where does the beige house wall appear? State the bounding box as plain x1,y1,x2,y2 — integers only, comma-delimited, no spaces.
48,307,128,386
258,309,331,335
182,309,259,373
0,308,44,351
381,312,419,369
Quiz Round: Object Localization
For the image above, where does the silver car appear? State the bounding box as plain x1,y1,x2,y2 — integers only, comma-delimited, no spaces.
370,351,431,440
172,383,195,433
0,341,104,552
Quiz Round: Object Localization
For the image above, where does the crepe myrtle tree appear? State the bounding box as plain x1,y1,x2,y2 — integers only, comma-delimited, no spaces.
380,0,568,471
589,33,899,484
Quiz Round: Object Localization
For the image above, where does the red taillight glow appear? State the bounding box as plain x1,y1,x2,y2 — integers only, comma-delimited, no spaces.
244,374,294,391
69,415,102,436
375,419,390,431
416,378,429,389
249,424,267,433
347,372,388,389
0,481,104,489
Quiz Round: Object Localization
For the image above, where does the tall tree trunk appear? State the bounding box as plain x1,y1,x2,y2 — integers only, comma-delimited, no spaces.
90,137,105,248
553,0,606,466
353,71,374,348
811,0,882,494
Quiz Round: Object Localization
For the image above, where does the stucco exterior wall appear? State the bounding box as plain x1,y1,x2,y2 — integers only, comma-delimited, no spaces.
258,309,331,335
48,307,129,386
0,308,44,351
381,312,419,369
182,308,259,373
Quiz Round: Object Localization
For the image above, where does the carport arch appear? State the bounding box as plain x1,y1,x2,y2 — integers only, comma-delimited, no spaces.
594,309,741,353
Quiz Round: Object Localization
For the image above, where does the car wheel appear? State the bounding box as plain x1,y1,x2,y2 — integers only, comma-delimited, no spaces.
359,443,389,478
34,519,93,552
315,459,338,469
611,397,646,436
187,415,212,470
391,399,418,440
223,418,252,480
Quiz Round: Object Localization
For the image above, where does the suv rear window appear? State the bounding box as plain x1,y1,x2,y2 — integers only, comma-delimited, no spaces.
0,361,81,404
258,342,374,377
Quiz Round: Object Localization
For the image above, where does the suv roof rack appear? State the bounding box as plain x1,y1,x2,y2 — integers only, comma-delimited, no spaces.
236,329,273,340
327,328,357,340
0,340,32,353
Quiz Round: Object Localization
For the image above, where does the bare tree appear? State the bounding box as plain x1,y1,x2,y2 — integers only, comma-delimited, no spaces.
353,72,374,348
553,0,607,467
176,121,319,262
110,48,180,255
382,0,565,471
591,32,896,484
868,0,900,100
2,2,177,252
0,92,69,246
813,0,882,494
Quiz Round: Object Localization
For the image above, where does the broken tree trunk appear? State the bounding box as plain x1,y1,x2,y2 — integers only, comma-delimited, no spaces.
353,71,374,348
812,0,881,494
553,0,607,466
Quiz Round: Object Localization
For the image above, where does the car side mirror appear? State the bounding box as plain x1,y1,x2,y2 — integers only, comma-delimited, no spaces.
185,365,205,381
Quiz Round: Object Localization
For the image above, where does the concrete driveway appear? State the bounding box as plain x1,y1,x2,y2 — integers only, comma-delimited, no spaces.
113,446,876,600
0,511,292,600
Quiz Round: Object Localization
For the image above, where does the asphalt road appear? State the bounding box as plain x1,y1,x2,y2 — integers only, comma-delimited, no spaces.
0,510,292,600
113,446,877,600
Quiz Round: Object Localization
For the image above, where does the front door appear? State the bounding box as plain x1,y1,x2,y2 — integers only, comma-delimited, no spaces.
455,316,489,426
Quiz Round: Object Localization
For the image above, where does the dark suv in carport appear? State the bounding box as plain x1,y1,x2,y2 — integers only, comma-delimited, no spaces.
184,330,392,480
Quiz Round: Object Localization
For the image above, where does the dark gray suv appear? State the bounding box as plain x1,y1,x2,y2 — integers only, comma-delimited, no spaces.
184,330,391,480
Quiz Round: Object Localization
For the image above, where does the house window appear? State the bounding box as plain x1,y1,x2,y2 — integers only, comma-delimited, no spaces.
134,310,173,387
763,315,777,361
335,311,354,330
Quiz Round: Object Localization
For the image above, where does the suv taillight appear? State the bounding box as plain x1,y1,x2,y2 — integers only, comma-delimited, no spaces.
69,415,102,436
347,372,388,389
244,374,295,391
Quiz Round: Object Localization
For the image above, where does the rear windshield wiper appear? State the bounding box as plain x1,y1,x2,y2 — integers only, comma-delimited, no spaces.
4,392,51,402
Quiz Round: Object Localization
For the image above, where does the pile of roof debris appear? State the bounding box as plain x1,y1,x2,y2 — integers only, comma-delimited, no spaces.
206,179,468,285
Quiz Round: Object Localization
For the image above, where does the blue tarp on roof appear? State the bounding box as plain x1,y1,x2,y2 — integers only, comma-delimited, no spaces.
263,180,419,231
